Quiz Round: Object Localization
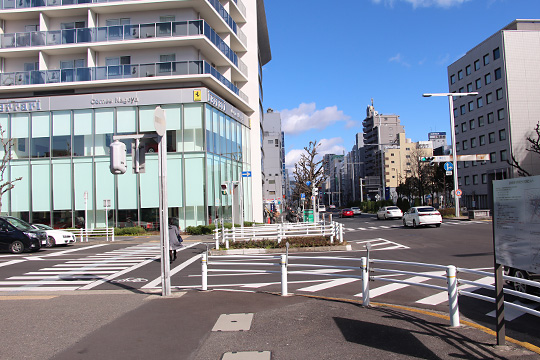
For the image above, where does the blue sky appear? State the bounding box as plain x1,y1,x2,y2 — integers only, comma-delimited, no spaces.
262,0,540,169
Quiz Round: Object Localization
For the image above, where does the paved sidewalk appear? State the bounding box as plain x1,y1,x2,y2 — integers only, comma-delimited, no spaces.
4,290,536,360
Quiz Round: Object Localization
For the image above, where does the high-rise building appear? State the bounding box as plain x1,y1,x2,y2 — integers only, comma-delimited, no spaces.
262,108,283,211
0,0,271,228
428,132,446,150
448,19,540,208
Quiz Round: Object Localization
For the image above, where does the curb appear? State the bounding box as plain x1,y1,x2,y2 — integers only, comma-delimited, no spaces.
209,244,352,256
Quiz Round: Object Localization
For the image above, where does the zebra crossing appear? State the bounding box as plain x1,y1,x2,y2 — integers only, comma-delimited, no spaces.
352,238,409,250
343,220,489,232
0,243,161,292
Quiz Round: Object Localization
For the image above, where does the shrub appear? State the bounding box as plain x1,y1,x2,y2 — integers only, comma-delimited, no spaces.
114,226,146,236
438,208,456,218
218,236,341,250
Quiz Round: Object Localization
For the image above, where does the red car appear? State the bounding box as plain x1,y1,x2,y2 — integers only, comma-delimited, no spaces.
340,208,354,218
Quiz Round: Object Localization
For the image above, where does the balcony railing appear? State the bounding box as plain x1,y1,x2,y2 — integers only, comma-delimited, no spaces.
0,20,247,76
0,60,248,102
0,0,243,45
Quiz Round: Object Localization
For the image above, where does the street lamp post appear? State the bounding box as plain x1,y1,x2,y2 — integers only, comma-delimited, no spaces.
423,92,478,217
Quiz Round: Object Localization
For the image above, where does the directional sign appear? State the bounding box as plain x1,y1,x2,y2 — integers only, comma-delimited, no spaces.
444,162,454,171
241,171,252,177
300,193,305,199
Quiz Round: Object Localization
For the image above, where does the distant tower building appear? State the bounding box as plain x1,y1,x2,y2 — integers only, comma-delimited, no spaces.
428,132,447,149
263,109,284,211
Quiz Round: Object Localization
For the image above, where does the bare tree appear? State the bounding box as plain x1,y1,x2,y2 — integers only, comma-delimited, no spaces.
0,124,22,212
507,122,540,177
292,140,327,203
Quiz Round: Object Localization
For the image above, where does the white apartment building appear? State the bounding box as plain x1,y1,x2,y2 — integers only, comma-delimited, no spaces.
0,0,270,229
448,19,540,209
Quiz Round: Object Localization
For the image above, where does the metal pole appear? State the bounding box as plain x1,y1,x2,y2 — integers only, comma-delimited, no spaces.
84,191,88,242
201,253,208,291
281,254,288,296
361,257,370,307
360,178,364,202
446,265,460,327
448,95,460,217
158,133,171,296
105,206,109,242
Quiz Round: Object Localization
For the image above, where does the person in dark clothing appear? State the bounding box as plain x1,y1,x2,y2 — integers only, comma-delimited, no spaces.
168,218,183,262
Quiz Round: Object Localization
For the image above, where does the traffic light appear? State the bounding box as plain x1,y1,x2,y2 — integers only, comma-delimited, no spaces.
110,140,127,174
221,182,228,195
312,187,318,196
419,156,435,162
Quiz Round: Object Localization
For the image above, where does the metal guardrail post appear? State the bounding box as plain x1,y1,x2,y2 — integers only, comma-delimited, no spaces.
339,223,344,243
361,257,370,307
112,227,115,242
79,228,83,242
214,228,219,249
201,253,208,291
446,265,460,327
281,254,288,296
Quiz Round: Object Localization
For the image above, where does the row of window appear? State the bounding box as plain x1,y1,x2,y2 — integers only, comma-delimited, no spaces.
457,69,502,93
450,47,500,84
460,173,489,186
456,129,506,151
454,88,504,117
455,108,505,134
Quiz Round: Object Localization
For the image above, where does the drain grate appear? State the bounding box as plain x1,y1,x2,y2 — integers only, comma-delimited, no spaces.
212,313,254,332
222,351,271,360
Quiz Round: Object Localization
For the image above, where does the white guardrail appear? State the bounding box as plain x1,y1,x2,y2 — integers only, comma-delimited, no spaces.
213,221,344,249
62,228,115,242
200,253,540,327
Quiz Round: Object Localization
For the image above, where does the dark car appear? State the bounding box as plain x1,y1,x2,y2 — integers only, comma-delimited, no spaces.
0,216,46,254
340,208,354,218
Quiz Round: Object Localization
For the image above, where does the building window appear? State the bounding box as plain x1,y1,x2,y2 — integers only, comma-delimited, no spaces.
485,73,491,85
479,134,486,146
458,70,463,80
459,87,465,93
450,74,456,84
455,125,459,134
268,180,275,184
466,65,471,76
472,161,477,167
478,116,484,127
500,150,507,162
493,47,500,60
461,122,467,132
487,112,494,124
486,93,493,104
458,177,462,186
465,176,470,185
267,140,273,144
483,54,490,66
471,137,477,148
499,129,506,141
475,78,482,89
488,132,495,143
464,161,470,168
482,174,487,184
467,83,473,92
494,68,502,80
453,108,458,117
497,108,505,121
468,101,474,111
462,140,468,150
456,142,460,151
474,59,480,71
496,88,503,100
477,97,483,108
473,175,478,185
490,152,496,163
460,105,466,115
469,119,475,129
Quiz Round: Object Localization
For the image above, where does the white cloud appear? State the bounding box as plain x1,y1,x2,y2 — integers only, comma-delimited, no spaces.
285,138,346,170
436,53,450,65
280,103,350,135
389,53,410,67
372,0,471,8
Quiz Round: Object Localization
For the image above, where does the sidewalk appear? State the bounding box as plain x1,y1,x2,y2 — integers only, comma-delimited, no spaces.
4,290,536,360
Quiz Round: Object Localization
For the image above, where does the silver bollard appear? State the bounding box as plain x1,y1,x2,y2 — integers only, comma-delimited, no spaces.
214,228,219,250
361,257,370,307
201,253,208,291
446,265,460,327
281,254,288,296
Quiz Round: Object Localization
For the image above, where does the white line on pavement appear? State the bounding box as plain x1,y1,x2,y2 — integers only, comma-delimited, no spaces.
297,278,358,292
0,260,25,268
416,276,493,305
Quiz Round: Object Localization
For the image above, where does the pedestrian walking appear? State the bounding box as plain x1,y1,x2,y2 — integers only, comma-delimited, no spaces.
168,218,183,262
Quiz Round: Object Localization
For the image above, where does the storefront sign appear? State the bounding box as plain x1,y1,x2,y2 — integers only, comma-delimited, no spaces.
90,97,139,106
0,99,41,112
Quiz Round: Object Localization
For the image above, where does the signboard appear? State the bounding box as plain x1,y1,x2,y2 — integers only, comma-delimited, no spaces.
241,171,252,177
446,171,452,176
444,162,454,171
300,193,305,199
455,189,462,197
493,176,540,273
306,181,312,186
433,154,490,162
193,90,202,101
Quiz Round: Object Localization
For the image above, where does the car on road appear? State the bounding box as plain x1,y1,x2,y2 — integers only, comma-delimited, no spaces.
402,206,442,228
318,205,326,213
377,206,403,220
339,208,354,218
0,216,45,254
328,204,336,210
31,223,76,247
351,207,362,216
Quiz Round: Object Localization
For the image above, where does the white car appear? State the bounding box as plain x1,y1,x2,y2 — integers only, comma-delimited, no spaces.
318,205,326,213
31,224,76,247
351,207,362,216
377,206,403,220
402,206,442,228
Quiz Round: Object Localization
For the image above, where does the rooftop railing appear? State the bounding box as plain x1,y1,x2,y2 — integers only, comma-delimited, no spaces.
0,20,247,76
0,60,248,102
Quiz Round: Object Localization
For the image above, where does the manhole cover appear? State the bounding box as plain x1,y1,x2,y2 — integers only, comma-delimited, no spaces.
212,313,254,332
222,351,271,360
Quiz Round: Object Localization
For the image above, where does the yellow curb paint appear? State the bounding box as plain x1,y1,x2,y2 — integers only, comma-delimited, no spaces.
296,294,540,355
0,295,57,300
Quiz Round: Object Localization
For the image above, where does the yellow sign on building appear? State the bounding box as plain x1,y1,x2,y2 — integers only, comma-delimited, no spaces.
193,90,202,101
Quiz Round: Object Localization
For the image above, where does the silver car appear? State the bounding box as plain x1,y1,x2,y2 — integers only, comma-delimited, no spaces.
403,206,442,228
377,206,403,220
351,207,362,216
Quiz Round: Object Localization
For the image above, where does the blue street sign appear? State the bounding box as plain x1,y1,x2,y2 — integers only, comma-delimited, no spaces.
306,181,312,186
300,193,305,199
241,171,252,177
444,162,454,171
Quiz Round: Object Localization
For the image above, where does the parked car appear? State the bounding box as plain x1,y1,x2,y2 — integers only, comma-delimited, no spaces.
318,205,326,213
403,206,442,228
328,205,336,210
0,216,46,254
351,207,362,216
377,206,403,220
31,224,76,247
339,208,354,218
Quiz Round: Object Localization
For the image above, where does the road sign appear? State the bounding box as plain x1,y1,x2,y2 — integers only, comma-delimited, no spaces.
301,193,305,199
455,189,462,197
306,181,312,186
311,195,315,201
241,171,252,177
154,106,166,136
446,171,452,176
444,162,454,171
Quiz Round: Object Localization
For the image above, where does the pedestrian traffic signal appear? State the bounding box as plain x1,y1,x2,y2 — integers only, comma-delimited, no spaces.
221,182,228,195
313,187,318,196
419,156,434,162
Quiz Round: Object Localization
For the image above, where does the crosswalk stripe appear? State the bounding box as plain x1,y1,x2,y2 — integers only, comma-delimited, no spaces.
297,278,358,292
416,276,493,305
486,301,540,321
0,286,81,291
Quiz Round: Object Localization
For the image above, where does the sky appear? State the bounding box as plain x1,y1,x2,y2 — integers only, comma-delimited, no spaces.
262,0,540,170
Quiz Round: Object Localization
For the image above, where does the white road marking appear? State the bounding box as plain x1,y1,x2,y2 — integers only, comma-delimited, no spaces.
142,252,201,289
297,278,358,292
0,260,25,268
0,286,81,291
416,276,493,305
38,244,109,258
486,300,540,321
